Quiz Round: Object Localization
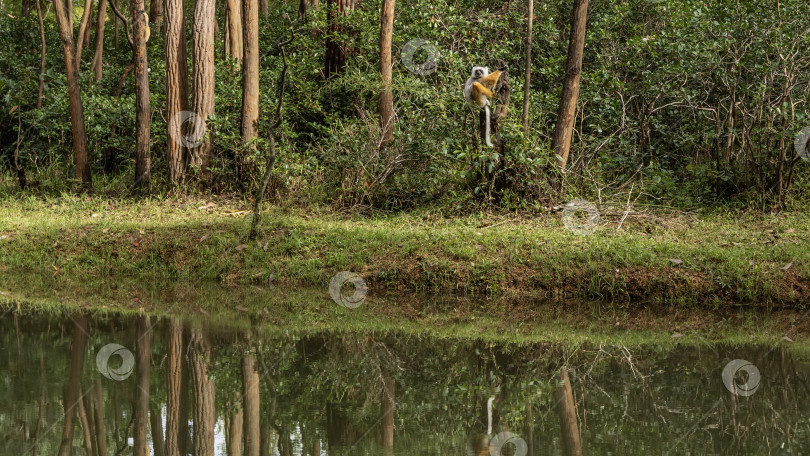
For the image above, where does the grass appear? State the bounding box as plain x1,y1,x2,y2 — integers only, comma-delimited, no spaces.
0,193,808,308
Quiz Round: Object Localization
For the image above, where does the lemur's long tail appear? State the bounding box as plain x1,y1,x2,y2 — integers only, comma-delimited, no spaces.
484,106,493,147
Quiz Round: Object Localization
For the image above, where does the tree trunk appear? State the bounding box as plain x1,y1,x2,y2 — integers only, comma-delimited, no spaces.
132,0,152,188
379,374,395,456
91,0,108,82
77,386,94,456
522,0,533,132
555,367,583,456
165,319,184,456
52,0,92,186
188,325,216,456
242,352,261,456
57,315,88,456
225,393,243,456
226,0,242,63
134,316,151,456
259,0,267,16
75,0,95,69
165,0,189,184
241,0,258,148
324,0,360,78
378,0,395,148
149,0,163,27
93,378,107,456
151,404,166,456
35,0,46,108
550,0,588,170
191,0,216,171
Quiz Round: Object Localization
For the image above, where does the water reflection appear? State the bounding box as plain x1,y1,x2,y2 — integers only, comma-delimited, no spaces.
1,311,809,455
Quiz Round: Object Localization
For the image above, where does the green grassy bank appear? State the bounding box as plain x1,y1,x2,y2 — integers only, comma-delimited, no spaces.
0,194,808,307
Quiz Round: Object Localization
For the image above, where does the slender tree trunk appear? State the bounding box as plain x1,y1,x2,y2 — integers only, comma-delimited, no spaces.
115,12,119,49
91,0,108,82
149,0,162,27
165,0,189,184
259,0,267,16
242,352,261,456
31,354,46,456
225,393,243,456
165,320,184,456
555,367,582,456
57,315,88,456
550,0,588,169
151,404,166,456
379,374,395,456
75,0,95,68
132,0,152,188
188,325,216,456
36,0,46,108
191,0,216,171
240,0,258,148
324,0,360,78
134,316,151,456
52,0,92,186
93,378,107,456
378,0,395,148
226,0,242,63
77,386,94,456
522,0,533,132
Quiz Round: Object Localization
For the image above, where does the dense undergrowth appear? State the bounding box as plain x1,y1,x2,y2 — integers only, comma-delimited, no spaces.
0,0,808,212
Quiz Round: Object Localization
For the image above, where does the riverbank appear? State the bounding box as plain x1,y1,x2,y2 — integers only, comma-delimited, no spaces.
0,194,808,307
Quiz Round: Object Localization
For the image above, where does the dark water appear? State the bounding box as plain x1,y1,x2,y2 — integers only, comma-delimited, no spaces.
1,310,809,455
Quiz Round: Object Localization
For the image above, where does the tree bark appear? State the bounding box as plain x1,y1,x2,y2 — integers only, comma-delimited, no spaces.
52,0,92,186
226,0,242,63
149,0,163,27
132,0,152,188
57,315,88,456
550,0,588,170
91,0,108,82
522,0,534,132
75,0,95,69
191,0,216,171
324,0,360,78
134,316,151,456
241,0,258,149
165,0,189,184
77,386,94,456
259,0,267,16
35,0,46,108
151,404,166,456
165,319,184,456
188,325,216,456
225,393,243,456
378,0,395,148
242,352,261,456
555,367,582,456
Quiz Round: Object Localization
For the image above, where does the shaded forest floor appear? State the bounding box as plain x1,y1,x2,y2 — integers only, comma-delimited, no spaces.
0,194,809,308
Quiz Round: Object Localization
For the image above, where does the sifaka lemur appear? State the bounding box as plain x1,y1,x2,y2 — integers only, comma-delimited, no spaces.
464,65,506,147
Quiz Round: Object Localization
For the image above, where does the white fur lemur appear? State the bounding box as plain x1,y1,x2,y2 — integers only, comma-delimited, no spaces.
464,65,506,147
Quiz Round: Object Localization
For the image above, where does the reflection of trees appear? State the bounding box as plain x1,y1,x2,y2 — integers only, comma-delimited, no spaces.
4,311,810,454
57,314,88,456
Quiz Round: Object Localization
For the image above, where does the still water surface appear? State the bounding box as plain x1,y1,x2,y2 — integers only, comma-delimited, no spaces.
1,309,809,455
